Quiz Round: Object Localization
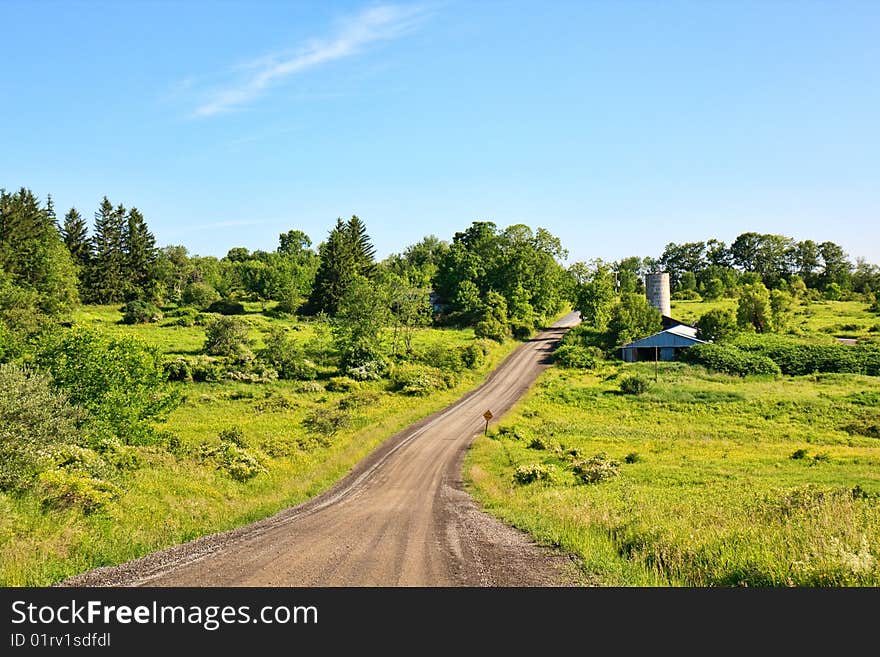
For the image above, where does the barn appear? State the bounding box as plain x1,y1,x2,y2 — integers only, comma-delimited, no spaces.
619,324,705,362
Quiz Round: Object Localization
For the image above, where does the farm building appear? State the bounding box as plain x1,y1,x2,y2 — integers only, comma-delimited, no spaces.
619,324,705,362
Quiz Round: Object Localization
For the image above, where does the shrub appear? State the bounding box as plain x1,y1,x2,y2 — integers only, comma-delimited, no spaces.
672,289,702,301
474,316,509,343
571,452,620,484
204,317,252,359
163,357,193,382
38,469,119,513
207,298,246,315
120,300,162,325
790,448,809,460
460,342,486,369
554,344,597,369
509,320,534,340
624,452,641,464
389,364,449,396
681,343,781,377
302,408,350,439
513,463,553,485
296,381,325,394
326,376,361,393
697,309,738,343
201,438,265,482
181,282,221,310
620,374,651,395
189,356,225,382
346,358,387,381
338,391,381,410
259,328,317,380
527,436,554,450
38,329,179,445
732,335,880,376
219,426,248,447
0,364,81,491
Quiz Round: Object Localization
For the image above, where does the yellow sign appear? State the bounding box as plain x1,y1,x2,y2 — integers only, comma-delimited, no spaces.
483,410,493,421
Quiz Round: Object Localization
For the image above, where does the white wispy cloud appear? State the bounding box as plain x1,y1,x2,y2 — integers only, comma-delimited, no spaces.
191,4,426,118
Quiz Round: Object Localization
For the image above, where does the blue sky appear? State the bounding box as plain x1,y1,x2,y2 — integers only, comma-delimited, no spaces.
2,1,878,265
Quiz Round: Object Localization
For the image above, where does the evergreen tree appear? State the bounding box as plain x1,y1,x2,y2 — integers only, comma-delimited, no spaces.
61,208,91,270
88,197,127,303
347,215,376,276
0,187,79,316
307,216,377,315
123,207,158,299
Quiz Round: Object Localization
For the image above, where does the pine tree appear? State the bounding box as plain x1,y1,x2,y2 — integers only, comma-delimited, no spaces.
88,197,126,303
346,215,376,276
123,207,158,299
306,216,378,316
46,194,57,229
0,187,79,315
61,208,91,270
307,219,356,316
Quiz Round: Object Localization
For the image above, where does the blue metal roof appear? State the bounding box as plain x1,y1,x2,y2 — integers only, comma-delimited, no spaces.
620,327,705,349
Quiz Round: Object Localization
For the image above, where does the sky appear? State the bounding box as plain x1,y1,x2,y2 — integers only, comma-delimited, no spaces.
2,0,878,265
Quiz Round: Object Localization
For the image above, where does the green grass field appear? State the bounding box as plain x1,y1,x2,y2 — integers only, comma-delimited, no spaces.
0,304,521,585
466,351,880,585
671,298,880,340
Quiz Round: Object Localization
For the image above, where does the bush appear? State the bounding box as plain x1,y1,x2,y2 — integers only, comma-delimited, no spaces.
120,300,162,325
207,298,246,315
38,329,179,445
0,364,81,491
697,309,738,343
681,343,782,376
181,282,221,310
259,327,316,380
326,376,361,393
624,452,641,464
554,344,598,369
204,317,252,359
474,316,509,343
513,463,554,485
389,364,449,396
527,436,554,450
201,436,266,482
672,289,702,301
619,374,651,395
302,408,350,440
219,426,248,447
790,448,809,460
346,358,387,381
460,342,487,369
38,469,119,513
509,320,534,340
733,335,880,376
296,381,325,394
571,452,620,484
163,357,193,382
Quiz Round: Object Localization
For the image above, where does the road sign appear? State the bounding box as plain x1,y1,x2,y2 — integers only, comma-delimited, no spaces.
483,410,493,421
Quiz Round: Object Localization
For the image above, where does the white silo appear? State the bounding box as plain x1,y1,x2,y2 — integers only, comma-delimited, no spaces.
645,272,671,317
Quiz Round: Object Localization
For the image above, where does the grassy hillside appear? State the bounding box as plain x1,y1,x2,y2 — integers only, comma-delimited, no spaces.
466,299,880,586
671,298,880,340
0,303,519,585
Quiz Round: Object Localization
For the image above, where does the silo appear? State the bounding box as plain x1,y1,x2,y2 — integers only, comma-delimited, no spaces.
645,272,671,317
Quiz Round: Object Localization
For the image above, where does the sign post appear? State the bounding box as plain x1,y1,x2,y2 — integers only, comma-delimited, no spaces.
483,409,493,435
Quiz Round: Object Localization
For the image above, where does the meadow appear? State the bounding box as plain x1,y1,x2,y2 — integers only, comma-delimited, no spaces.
0,304,518,585
465,299,880,586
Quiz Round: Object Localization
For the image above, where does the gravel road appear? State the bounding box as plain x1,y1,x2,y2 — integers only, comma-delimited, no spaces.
62,312,585,587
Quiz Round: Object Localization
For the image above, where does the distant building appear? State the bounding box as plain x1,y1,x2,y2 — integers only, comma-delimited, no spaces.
619,324,705,362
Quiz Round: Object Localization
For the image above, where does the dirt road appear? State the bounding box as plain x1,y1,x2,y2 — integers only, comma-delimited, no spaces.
63,312,583,587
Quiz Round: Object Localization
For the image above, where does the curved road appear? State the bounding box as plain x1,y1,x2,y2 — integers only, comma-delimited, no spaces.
64,312,582,587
